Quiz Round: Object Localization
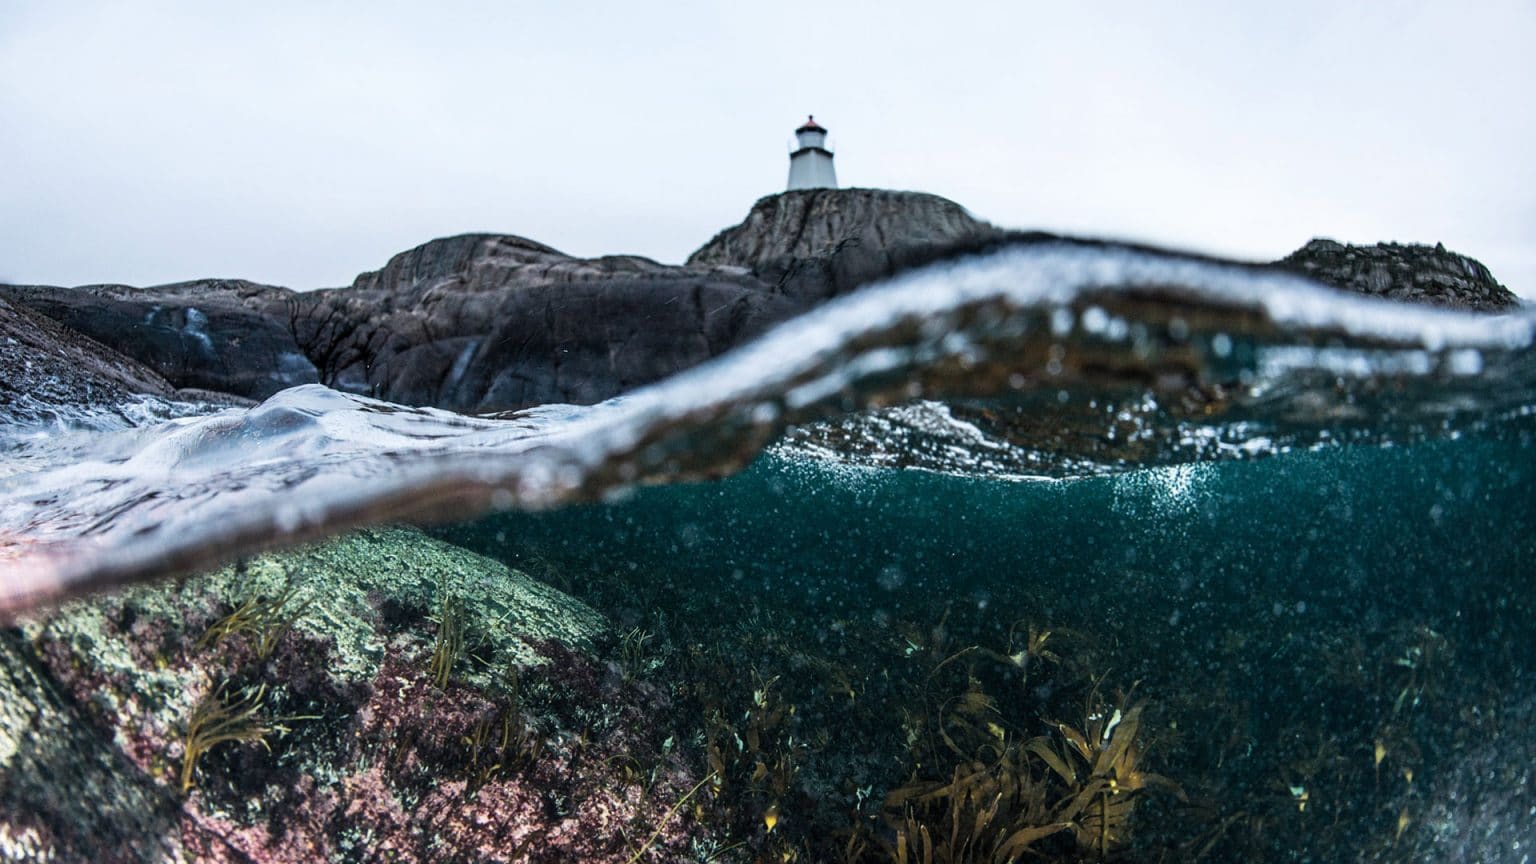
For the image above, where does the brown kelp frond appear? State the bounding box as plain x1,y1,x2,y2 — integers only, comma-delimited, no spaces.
430,584,464,688
883,750,1069,863
463,708,545,790
462,668,545,791
626,770,720,864
926,676,1011,764
179,682,273,793
692,661,807,858
197,583,311,659
883,660,1072,863
178,679,319,795
884,650,1185,863
1027,696,1185,856
619,626,655,682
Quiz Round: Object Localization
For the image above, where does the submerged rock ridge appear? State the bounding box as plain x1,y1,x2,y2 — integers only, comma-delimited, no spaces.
0,526,719,863
1276,238,1520,313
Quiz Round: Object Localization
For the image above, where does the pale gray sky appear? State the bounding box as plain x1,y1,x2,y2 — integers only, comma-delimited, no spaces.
2,1,1533,297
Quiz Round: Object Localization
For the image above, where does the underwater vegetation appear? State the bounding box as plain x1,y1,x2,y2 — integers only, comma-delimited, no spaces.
572,560,1191,864
179,582,319,793
179,682,273,793
466,437,1536,863
4,423,1534,862
864,636,1183,862
430,579,465,688
460,666,547,791
196,583,312,660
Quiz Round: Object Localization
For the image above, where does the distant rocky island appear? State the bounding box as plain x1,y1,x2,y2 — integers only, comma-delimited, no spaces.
1,188,1519,419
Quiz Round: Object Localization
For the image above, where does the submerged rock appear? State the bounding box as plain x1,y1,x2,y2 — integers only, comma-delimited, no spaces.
0,628,179,863
0,526,715,863
1275,238,1520,312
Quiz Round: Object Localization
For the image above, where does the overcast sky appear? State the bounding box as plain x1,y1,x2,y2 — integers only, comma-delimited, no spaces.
2,2,1533,297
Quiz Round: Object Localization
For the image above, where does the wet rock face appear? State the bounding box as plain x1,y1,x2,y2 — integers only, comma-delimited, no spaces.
1,279,320,400
291,235,796,412
0,629,180,864
1274,238,1521,313
0,294,176,423
688,188,1001,303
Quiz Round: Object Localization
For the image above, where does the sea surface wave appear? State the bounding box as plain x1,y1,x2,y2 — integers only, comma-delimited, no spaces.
2,242,1533,613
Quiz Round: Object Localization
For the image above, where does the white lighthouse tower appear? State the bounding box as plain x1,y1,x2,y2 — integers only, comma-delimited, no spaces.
786,115,838,191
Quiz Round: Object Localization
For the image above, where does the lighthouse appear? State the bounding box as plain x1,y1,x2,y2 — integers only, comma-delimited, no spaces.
786,115,838,191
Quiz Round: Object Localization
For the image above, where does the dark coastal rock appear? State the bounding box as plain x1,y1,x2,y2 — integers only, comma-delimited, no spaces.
289,194,1002,412
1,279,320,400
2,194,1519,425
688,188,1001,303
0,294,179,427
290,234,796,412
1274,238,1520,313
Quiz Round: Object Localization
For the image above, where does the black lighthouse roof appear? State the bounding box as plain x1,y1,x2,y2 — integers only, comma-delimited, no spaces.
796,115,826,133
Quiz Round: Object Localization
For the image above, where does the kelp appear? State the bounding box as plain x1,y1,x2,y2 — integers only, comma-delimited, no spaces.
196,583,311,660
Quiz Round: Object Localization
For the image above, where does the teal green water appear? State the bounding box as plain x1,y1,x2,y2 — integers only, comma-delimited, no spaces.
439,421,1536,859
446,427,1534,628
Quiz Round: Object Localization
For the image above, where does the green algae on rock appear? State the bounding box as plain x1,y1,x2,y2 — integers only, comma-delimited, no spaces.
0,526,723,864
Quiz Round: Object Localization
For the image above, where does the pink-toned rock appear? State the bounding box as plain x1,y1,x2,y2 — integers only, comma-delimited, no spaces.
0,526,714,863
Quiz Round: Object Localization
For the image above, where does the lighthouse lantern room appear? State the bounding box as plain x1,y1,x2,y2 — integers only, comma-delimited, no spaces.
786,115,838,191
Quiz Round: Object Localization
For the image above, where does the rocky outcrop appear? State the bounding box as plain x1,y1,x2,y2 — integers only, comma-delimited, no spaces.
3,194,1520,424
690,188,996,269
288,194,1004,412
1275,238,1520,313
0,294,180,427
289,234,797,412
688,188,1001,303
1,279,320,400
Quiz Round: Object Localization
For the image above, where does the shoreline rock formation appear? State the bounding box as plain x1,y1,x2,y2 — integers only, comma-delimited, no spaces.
1275,238,1518,312
288,233,793,412
0,293,178,424
1,188,1521,418
2,279,318,405
689,188,1002,303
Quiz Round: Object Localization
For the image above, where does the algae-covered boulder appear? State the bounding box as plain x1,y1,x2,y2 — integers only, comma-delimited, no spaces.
0,527,709,864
